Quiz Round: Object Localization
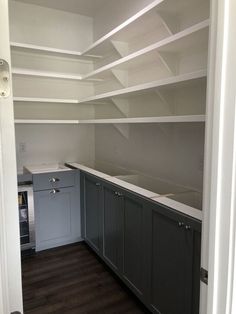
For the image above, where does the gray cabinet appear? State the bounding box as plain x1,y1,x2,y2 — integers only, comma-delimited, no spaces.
81,172,103,254
122,189,150,303
148,202,201,314
102,181,150,302
34,170,80,251
103,184,123,271
80,171,201,314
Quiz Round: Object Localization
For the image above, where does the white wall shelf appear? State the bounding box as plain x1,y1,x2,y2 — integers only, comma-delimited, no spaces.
78,70,207,104
82,0,209,57
78,115,206,124
14,120,79,124
83,20,209,81
14,115,205,125
12,68,83,81
10,42,102,59
13,97,79,104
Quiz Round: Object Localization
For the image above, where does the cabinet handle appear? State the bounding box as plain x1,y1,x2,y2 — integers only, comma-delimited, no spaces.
114,191,118,196
50,189,60,194
49,177,60,183
185,225,191,230
95,182,101,186
178,222,185,228
117,192,123,197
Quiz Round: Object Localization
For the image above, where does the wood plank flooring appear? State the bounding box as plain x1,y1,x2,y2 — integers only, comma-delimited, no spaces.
22,242,150,314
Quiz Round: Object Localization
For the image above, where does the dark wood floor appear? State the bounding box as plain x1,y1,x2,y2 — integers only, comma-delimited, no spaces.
22,242,149,314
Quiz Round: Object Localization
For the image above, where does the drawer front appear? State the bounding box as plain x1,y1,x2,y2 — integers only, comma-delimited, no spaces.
33,171,75,191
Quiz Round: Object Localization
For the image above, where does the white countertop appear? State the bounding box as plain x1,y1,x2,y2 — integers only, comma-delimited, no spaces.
23,163,72,174
66,162,202,221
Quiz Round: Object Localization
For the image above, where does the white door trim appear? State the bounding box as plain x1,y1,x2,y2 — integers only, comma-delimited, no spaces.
0,0,23,313
206,0,236,313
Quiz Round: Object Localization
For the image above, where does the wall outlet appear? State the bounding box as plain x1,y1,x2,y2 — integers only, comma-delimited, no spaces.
19,142,27,153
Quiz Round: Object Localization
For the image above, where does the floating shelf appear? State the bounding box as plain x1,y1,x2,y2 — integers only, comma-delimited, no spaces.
77,115,206,124
82,0,164,55
12,68,83,81
78,70,207,104
82,0,209,56
14,120,79,124
83,20,209,80
10,42,102,59
13,97,79,104
14,115,205,125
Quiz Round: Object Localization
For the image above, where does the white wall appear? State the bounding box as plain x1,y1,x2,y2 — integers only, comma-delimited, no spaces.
9,0,93,51
15,125,95,173
93,0,155,40
95,123,205,191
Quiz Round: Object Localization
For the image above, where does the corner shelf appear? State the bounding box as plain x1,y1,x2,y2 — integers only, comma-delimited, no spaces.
78,70,207,104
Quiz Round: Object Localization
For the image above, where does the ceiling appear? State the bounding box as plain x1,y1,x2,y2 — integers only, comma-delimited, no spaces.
13,0,108,17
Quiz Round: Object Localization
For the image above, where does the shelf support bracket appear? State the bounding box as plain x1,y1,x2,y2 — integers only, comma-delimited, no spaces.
111,97,129,117
157,11,180,35
113,124,130,139
111,69,128,88
110,40,129,58
154,89,176,115
157,51,179,75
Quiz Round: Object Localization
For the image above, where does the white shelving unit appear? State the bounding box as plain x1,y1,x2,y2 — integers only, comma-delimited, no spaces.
12,0,209,124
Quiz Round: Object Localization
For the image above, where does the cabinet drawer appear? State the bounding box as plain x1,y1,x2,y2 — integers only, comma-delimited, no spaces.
33,170,75,191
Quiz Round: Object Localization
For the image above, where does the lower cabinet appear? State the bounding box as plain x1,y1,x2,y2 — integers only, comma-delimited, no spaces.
81,173,103,254
148,203,201,314
103,184,124,271
80,171,201,314
34,170,80,251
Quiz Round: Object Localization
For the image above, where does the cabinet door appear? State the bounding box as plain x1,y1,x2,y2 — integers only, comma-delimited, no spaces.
122,191,150,302
149,203,201,314
83,174,102,253
103,183,123,272
35,186,77,251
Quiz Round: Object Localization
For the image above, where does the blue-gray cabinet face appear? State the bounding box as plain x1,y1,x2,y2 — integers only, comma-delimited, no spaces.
34,170,80,251
82,173,103,254
102,182,150,303
148,203,201,314
103,184,123,271
80,171,201,314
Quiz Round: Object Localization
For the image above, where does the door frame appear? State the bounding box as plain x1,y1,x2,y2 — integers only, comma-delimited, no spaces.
202,0,236,313
0,0,23,313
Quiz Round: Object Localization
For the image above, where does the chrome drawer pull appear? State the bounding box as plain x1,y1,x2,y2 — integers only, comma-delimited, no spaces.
95,182,101,186
50,189,60,194
49,177,60,183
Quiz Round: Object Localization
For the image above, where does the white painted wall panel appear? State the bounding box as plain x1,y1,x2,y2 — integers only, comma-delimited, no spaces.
15,125,95,173
93,0,155,40
95,124,205,191
9,0,93,51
